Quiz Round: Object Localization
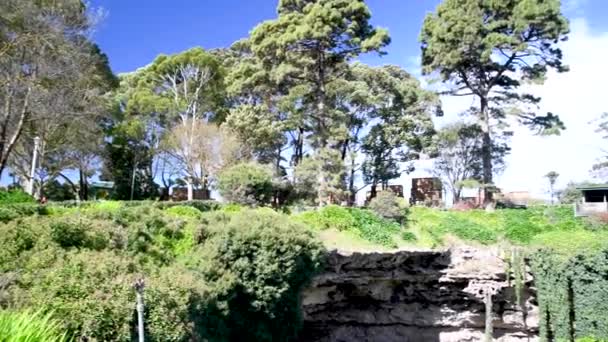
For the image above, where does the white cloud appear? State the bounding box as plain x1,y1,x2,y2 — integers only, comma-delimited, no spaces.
434,18,608,199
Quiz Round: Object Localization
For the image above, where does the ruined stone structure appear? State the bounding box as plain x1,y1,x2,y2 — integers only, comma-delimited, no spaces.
300,247,538,342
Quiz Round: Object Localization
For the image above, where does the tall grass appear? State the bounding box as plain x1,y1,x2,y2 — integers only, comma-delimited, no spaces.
0,310,71,342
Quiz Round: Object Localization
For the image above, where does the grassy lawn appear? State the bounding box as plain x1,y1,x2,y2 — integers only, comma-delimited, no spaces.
296,204,608,255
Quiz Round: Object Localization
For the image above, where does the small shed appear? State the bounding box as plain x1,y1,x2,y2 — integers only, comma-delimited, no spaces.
90,181,114,200
574,184,608,217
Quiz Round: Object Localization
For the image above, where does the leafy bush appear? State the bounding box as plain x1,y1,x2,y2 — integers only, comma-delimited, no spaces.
349,208,400,248
19,251,136,341
0,203,48,222
189,209,324,341
165,205,203,218
502,209,544,244
438,214,498,244
218,162,274,206
316,205,356,231
155,200,221,212
144,266,211,341
221,203,243,213
368,191,407,223
0,202,326,341
0,189,35,204
50,219,88,249
401,231,417,242
0,310,71,342
0,219,47,272
294,206,399,247
532,248,608,341
0,207,18,223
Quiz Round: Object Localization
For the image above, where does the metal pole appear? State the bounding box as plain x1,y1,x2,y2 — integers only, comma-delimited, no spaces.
134,278,145,342
27,136,40,196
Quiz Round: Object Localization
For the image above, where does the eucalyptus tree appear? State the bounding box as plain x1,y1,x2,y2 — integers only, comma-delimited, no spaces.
420,0,569,203
0,0,112,178
249,0,390,205
116,48,225,200
162,120,246,200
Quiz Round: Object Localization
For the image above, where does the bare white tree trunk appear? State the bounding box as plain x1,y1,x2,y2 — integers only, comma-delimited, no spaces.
187,178,193,201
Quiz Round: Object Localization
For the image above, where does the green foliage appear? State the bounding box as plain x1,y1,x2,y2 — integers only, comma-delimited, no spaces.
0,203,48,222
144,266,211,341
165,205,203,218
44,180,77,202
218,162,274,206
502,209,543,244
0,189,35,204
49,219,89,249
222,203,243,213
0,201,323,341
408,206,595,248
349,209,400,248
20,251,136,341
401,231,417,242
153,200,221,212
0,207,18,223
368,191,408,223
0,310,71,342
532,249,608,341
186,209,324,341
439,213,498,245
420,0,569,193
295,205,356,231
294,206,400,248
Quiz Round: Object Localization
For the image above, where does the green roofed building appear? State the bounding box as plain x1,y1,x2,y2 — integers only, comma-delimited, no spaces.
90,181,114,200
574,184,608,217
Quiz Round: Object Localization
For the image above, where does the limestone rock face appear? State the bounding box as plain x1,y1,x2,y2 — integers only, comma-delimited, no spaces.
300,247,538,342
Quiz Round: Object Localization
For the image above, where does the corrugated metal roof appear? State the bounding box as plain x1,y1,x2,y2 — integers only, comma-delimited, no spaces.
576,184,608,191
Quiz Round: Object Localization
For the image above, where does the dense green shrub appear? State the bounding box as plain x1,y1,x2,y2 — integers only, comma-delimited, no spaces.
294,206,399,247
368,191,407,223
50,219,89,249
0,203,48,222
0,207,18,223
0,310,71,342
532,248,608,341
401,231,417,242
0,219,47,272
0,189,35,204
144,266,211,341
439,214,498,244
155,200,221,212
502,209,544,244
18,251,136,341
349,208,400,248
188,209,324,341
165,205,203,218
218,162,274,206
301,205,356,231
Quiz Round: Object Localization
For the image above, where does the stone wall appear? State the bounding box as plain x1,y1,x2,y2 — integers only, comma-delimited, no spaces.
300,247,538,342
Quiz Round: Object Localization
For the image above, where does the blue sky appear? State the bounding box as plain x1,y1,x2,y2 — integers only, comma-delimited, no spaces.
89,0,608,200
90,0,441,74
91,0,607,74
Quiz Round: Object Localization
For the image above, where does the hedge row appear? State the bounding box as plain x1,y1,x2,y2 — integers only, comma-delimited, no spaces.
531,249,608,341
